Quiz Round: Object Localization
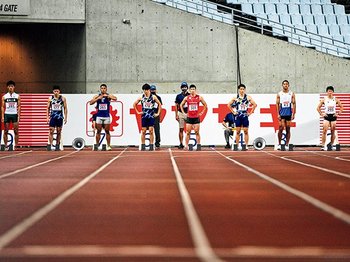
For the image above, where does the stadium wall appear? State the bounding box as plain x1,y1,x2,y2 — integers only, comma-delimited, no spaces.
0,0,349,94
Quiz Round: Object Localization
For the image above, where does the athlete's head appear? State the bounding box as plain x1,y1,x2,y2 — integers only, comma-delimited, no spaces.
282,80,289,91
52,85,61,96
142,83,151,95
189,84,196,95
100,84,107,94
326,86,334,93
6,80,15,92
150,85,157,95
180,81,188,93
237,84,246,96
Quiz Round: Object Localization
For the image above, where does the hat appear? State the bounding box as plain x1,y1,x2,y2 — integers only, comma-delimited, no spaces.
181,81,188,87
150,85,157,91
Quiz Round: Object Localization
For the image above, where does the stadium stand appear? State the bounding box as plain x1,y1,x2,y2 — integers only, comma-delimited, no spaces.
153,0,350,57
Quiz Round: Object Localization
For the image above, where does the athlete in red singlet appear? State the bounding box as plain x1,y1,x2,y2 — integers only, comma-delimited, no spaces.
179,84,207,150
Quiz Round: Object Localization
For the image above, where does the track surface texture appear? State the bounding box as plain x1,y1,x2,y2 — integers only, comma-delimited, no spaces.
0,146,349,262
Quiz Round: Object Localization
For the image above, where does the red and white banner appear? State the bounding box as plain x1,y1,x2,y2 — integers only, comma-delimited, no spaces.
1,93,349,147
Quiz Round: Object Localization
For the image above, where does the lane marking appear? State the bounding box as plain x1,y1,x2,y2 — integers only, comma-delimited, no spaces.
264,151,350,179
169,148,223,262
299,149,350,162
0,151,33,160
215,150,350,225
0,245,349,259
0,149,127,250
0,151,78,180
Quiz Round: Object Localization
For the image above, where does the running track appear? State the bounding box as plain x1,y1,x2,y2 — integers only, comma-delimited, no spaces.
0,147,349,261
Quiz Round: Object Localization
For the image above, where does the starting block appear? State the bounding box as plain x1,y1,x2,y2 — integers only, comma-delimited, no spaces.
189,144,193,151
1,144,13,151
196,144,201,151
327,143,341,151
102,144,106,151
281,144,294,151
232,143,247,151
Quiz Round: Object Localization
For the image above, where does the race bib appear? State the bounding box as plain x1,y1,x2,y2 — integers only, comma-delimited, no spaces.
238,104,247,111
143,101,153,109
282,101,290,108
52,103,62,111
327,106,335,112
6,102,16,109
99,104,108,110
189,104,198,111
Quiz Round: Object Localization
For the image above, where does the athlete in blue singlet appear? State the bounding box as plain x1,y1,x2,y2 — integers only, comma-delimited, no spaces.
133,83,162,151
89,84,117,150
227,84,257,148
276,80,296,150
47,85,67,150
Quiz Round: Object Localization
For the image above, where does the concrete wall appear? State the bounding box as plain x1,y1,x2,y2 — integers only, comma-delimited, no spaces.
0,0,85,23
84,0,350,94
85,0,237,94
238,28,350,93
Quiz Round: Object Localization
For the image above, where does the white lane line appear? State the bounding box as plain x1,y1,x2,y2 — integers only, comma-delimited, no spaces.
264,151,350,179
215,150,350,225
0,245,349,259
0,151,32,160
0,149,127,250
299,149,350,162
168,149,223,262
0,151,78,180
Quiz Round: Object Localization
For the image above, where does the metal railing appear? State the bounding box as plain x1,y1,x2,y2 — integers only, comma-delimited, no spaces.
152,0,350,58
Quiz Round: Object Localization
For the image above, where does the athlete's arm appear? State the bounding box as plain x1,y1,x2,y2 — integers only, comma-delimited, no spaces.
63,97,68,124
180,96,187,114
1,96,5,122
133,97,142,114
17,95,21,122
291,92,296,120
227,97,237,115
153,95,162,117
108,94,117,101
336,97,344,116
199,96,207,116
46,97,51,123
276,93,281,120
89,95,101,105
317,99,325,117
248,96,257,116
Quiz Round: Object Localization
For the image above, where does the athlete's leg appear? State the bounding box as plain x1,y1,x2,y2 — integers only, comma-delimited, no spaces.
95,124,102,145
185,124,192,148
330,121,337,145
193,124,200,144
141,127,147,144
235,127,241,145
179,128,184,146
3,122,9,146
285,121,291,145
104,124,111,146
321,120,330,146
13,121,19,147
56,126,62,146
148,126,155,144
278,119,285,144
243,127,249,145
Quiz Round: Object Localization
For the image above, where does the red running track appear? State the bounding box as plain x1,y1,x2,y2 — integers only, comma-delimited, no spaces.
0,147,349,261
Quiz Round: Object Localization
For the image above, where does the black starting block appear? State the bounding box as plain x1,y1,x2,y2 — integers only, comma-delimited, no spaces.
196,144,201,151
102,144,107,151
93,144,98,151
47,144,51,151
327,143,341,151
281,144,294,151
1,144,13,151
55,144,60,151
241,144,247,151
189,144,193,151
0,145,4,151
140,144,146,151
233,144,238,151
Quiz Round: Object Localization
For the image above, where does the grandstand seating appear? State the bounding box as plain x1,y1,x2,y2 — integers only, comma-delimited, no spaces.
154,0,350,57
